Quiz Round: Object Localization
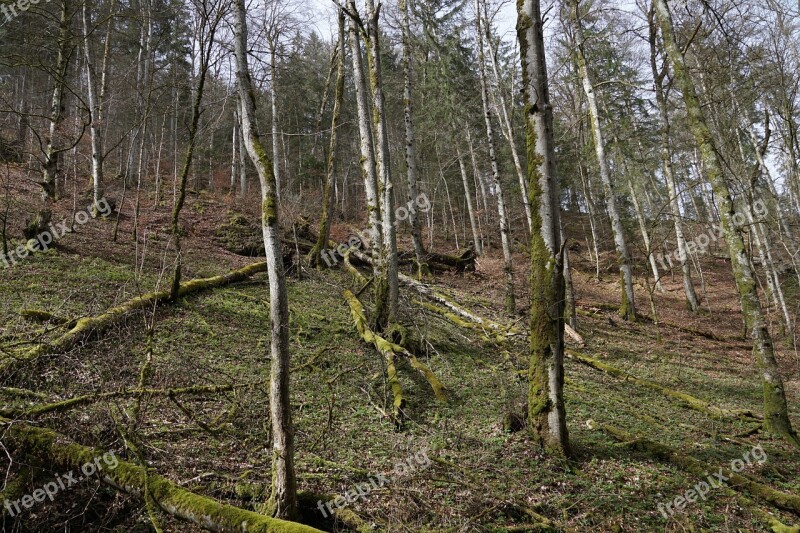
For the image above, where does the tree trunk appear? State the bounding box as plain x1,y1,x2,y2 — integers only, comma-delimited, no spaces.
233,0,299,516
42,0,72,201
346,4,387,330
569,0,636,319
270,43,282,204
518,0,569,455
457,145,482,255
400,0,429,277
476,0,515,315
364,0,399,327
481,0,532,233
309,8,345,269
655,0,800,449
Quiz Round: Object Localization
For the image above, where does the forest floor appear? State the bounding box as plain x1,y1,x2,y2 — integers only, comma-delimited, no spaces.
0,181,798,532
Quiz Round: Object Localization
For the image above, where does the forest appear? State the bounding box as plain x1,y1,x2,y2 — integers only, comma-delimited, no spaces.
0,0,798,530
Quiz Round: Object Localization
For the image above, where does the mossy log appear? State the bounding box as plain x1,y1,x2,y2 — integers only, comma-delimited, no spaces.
578,303,729,342
2,262,270,374
0,418,323,532
424,246,476,273
343,290,447,416
594,422,800,517
566,350,760,422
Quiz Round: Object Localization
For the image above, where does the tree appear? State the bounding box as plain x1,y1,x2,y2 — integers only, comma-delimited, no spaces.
518,0,569,455
655,0,800,449
232,0,299,516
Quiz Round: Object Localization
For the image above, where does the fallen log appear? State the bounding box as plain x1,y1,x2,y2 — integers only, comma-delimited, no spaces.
0,418,323,532
566,350,761,422
2,262,270,374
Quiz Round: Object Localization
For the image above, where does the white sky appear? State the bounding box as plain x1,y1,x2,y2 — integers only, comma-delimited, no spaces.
307,0,518,44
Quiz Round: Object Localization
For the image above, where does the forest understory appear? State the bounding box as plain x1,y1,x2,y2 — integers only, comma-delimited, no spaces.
0,178,797,532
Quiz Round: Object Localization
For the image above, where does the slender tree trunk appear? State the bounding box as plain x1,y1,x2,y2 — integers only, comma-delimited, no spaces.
309,8,345,269
42,0,72,201
238,98,247,197
655,0,799,449
518,0,568,455
569,0,636,319
457,145,482,255
401,0,428,277
649,14,700,312
233,0,298,515
481,0,531,233
476,0,515,315
270,43,282,204
231,110,238,193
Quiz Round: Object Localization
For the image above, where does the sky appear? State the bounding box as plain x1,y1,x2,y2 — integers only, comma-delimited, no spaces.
306,0,519,44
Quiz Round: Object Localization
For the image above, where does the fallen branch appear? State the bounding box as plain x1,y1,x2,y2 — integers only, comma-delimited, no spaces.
2,262,270,374
2,383,236,418
0,418,323,532
566,350,761,422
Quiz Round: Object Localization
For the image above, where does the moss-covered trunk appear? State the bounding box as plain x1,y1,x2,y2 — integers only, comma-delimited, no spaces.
518,0,569,455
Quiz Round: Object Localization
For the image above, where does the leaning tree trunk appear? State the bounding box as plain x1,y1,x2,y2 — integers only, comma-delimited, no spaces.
400,0,429,277
457,145,482,255
649,12,700,312
233,0,299,517
518,0,569,455
476,0,515,315
309,8,345,269
655,0,800,449
481,0,532,233
569,0,636,320
346,3,387,329
364,0,399,327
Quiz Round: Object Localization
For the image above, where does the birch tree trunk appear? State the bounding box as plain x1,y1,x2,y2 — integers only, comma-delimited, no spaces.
82,2,114,216
655,0,799,449
42,0,72,201
364,0,399,326
476,0,515,315
518,0,569,455
232,0,299,515
400,0,429,277
569,0,636,320
346,3,388,329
